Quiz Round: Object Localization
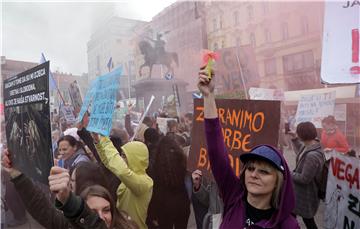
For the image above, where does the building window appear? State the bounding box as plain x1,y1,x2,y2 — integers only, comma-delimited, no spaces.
214,42,219,50
263,2,269,14
265,58,277,76
220,15,223,29
282,23,289,40
236,37,241,47
301,17,309,34
213,18,217,31
247,5,254,21
265,29,271,43
283,50,314,73
234,11,239,25
250,33,256,47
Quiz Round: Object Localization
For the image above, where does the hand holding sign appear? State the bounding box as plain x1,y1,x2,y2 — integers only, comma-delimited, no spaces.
1,149,22,179
202,51,219,80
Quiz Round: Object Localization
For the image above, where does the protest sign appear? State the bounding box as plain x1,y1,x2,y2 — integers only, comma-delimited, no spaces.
60,104,76,124
3,62,53,184
68,80,83,115
334,104,347,122
78,67,122,136
249,87,285,101
295,91,336,128
321,1,360,83
325,151,360,229
188,99,280,178
156,117,177,135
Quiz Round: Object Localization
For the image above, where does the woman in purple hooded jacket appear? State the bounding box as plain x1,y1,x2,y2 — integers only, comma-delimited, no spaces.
197,69,299,228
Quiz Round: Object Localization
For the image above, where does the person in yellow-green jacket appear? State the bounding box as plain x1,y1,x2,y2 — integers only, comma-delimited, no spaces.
94,135,153,229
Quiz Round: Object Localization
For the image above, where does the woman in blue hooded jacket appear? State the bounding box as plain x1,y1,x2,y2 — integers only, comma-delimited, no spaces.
197,68,299,228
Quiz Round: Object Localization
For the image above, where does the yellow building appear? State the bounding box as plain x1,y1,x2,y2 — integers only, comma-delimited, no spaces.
205,1,324,91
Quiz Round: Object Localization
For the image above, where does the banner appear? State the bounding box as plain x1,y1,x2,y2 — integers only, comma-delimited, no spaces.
68,80,83,116
78,67,122,136
325,151,360,229
249,87,285,101
156,117,177,135
321,1,360,83
3,62,53,184
295,91,336,128
188,99,280,178
60,104,76,124
334,104,347,122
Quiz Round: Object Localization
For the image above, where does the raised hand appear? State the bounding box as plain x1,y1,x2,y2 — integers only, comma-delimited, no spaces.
197,68,215,97
48,166,71,204
1,149,22,179
192,169,203,191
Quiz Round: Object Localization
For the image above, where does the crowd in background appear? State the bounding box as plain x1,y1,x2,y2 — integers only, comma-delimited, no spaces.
0,69,358,229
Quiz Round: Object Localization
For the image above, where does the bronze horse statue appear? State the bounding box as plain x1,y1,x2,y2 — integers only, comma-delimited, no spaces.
138,40,178,79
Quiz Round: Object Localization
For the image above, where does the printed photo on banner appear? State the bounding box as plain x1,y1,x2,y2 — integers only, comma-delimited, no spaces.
78,67,123,136
188,99,280,178
3,61,53,184
68,80,83,116
295,91,336,128
325,151,359,229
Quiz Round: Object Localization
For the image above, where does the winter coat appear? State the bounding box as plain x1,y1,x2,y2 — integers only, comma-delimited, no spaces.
291,138,324,218
64,148,91,171
96,137,153,229
11,173,107,229
205,118,299,228
320,129,349,153
193,178,223,229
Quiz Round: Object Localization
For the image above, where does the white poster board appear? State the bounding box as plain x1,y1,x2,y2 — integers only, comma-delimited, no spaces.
61,105,76,124
249,87,284,101
295,91,336,128
156,117,177,135
334,104,347,122
325,151,360,229
321,1,360,84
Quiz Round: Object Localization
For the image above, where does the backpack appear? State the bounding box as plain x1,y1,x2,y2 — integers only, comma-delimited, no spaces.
315,150,329,200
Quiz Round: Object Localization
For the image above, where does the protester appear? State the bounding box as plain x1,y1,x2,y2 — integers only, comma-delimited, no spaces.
143,127,161,177
57,135,91,170
1,150,112,228
191,169,223,229
197,68,299,228
289,122,325,229
147,135,190,229
321,115,350,154
49,166,139,229
94,135,153,229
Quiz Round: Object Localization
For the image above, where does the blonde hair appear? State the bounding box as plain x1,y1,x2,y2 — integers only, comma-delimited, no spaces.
240,160,284,209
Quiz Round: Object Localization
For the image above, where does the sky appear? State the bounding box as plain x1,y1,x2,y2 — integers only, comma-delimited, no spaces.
1,0,176,75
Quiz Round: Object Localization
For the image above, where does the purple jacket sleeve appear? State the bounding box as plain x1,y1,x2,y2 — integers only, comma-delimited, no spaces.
204,118,242,206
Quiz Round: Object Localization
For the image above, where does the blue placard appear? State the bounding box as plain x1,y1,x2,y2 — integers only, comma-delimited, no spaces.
77,67,122,136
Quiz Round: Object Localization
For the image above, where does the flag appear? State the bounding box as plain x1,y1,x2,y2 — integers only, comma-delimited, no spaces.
107,57,113,72
40,53,56,90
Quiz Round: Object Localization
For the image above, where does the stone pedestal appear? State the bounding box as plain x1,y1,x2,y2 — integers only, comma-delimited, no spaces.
133,78,189,116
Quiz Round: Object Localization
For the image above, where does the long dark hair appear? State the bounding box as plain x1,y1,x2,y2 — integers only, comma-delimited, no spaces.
153,135,186,189
70,161,110,196
80,185,139,229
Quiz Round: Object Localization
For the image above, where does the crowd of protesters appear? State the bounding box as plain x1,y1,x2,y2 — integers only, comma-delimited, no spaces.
1,67,358,229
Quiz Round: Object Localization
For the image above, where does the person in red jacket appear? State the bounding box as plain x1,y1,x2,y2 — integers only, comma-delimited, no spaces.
320,116,349,154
